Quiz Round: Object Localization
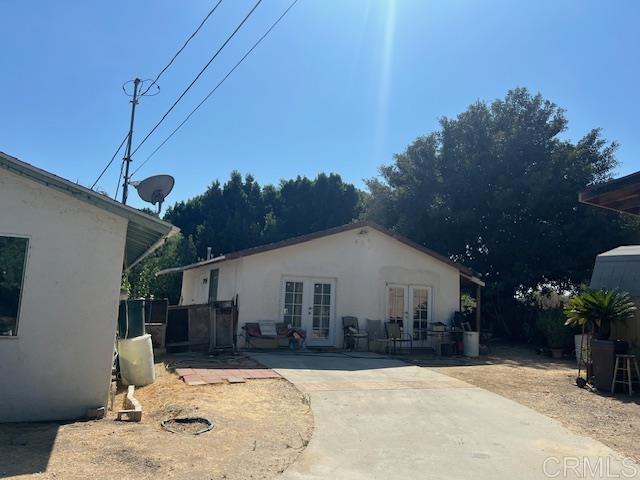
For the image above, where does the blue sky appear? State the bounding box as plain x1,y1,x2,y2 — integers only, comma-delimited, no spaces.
2,0,639,210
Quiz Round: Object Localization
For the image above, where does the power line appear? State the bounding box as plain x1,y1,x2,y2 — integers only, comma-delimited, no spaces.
140,0,224,96
90,133,129,190
91,2,224,191
130,0,263,158
114,157,125,199
131,0,300,178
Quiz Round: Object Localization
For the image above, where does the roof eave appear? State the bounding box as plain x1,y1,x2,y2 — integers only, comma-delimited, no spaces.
0,151,178,267
155,221,483,281
156,255,227,276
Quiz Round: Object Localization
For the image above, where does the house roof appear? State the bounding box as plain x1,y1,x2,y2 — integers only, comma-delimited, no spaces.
0,151,178,268
579,171,640,215
157,220,484,285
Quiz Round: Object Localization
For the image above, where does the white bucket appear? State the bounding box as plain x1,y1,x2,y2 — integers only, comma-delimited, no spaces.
118,334,156,386
463,331,480,357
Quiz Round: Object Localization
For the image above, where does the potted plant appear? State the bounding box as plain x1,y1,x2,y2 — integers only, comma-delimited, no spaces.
564,289,636,386
564,289,636,340
536,309,571,358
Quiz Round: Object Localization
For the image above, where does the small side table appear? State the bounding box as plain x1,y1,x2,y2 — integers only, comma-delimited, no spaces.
611,354,640,395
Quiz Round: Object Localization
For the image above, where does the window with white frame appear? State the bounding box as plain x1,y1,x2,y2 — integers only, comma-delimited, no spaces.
0,236,29,336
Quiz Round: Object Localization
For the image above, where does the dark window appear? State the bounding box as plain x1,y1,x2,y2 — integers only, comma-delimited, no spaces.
208,269,219,304
0,236,29,336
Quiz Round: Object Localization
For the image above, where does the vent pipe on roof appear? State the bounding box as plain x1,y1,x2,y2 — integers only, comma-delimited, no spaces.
207,247,212,260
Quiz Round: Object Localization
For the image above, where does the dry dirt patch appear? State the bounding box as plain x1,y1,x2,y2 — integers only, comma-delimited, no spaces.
0,360,313,480
433,345,640,463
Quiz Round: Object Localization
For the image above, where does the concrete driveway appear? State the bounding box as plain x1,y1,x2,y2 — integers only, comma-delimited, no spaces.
250,352,639,480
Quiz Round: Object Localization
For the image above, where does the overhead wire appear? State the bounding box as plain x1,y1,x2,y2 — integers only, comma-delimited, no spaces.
130,0,300,178
90,133,129,190
130,0,264,158
139,0,224,96
114,157,126,199
91,1,225,190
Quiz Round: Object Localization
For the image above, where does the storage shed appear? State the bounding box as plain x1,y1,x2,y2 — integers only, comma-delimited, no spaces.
590,246,640,348
0,152,177,422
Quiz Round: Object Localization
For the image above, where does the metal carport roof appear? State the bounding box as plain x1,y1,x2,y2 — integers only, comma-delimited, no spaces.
590,246,640,296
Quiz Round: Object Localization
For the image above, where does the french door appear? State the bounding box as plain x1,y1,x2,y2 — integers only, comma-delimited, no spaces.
282,277,336,346
386,284,432,347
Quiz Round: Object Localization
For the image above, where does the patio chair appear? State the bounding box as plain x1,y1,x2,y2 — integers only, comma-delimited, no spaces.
385,322,412,354
343,316,369,351
367,319,390,354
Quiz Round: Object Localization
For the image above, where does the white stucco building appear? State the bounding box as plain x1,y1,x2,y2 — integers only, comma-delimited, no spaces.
0,152,176,422
160,222,483,349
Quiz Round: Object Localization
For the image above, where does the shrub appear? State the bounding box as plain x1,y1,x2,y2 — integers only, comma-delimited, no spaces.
536,309,572,348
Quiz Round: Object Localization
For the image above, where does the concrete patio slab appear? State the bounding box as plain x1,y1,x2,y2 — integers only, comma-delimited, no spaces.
250,352,639,480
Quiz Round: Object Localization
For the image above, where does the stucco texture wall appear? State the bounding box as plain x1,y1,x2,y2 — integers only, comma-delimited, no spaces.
181,227,461,348
0,169,127,422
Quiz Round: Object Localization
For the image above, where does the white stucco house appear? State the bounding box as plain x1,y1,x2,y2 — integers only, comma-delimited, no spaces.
159,221,483,349
0,152,177,422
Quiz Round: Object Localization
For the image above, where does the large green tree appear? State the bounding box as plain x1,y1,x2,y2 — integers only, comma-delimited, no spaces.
165,171,362,259
366,88,640,338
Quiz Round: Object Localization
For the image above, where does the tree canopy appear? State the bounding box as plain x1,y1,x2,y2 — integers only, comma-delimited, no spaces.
366,87,640,338
164,171,362,259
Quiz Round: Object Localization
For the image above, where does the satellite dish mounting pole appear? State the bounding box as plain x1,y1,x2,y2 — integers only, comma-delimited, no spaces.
121,78,141,205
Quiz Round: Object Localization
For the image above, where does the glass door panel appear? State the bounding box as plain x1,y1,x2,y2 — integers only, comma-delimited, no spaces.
411,287,430,344
282,277,335,346
311,282,332,339
387,285,406,328
283,281,304,327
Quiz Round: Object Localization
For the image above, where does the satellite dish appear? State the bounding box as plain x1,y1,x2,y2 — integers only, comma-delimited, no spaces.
132,174,175,214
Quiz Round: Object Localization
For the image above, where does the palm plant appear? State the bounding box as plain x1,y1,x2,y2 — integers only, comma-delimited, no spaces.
564,289,636,340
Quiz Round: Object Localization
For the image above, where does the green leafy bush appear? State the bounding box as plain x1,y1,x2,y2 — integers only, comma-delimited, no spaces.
536,309,572,348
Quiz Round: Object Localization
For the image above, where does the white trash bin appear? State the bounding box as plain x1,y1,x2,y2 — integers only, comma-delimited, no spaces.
118,333,156,386
463,331,480,357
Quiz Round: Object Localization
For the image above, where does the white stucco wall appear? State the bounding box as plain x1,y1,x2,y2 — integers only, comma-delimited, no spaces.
180,227,461,347
0,168,128,422
180,259,239,305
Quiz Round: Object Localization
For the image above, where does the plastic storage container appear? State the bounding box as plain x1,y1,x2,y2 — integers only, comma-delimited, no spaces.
118,334,156,386
117,299,146,339
463,331,480,357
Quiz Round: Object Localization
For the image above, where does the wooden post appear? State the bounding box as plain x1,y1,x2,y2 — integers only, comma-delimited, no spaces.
476,284,482,333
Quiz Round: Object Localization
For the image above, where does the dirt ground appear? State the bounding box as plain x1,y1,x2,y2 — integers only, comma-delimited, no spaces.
0,358,313,480
430,345,640,463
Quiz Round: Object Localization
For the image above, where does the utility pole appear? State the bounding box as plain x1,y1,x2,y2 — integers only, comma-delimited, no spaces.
121,78,141,205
